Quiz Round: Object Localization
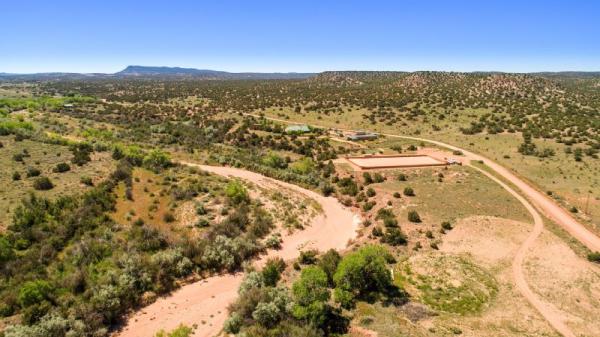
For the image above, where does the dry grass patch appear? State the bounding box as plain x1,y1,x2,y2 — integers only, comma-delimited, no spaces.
0,136,115,228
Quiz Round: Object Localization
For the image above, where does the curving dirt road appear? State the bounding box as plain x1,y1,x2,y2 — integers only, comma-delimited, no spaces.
246,113,600,252
471,166,576,337
115,163,360,337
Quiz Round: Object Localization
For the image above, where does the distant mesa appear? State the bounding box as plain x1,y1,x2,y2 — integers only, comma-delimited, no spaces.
115,65,315,79
116,65,229,76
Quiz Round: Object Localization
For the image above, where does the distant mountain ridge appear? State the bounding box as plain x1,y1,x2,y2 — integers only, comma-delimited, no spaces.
117,66,228,76
115,65,314,79
0,66,316,80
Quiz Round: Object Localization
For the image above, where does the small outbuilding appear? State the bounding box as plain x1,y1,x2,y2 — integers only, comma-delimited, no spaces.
285,124,311,134
346,131,379,141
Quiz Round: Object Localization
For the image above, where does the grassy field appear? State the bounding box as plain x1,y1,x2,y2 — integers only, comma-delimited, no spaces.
0,136,115,228
111,166,232,238
254,107,600,230
353,165,532,242
397,253,498,315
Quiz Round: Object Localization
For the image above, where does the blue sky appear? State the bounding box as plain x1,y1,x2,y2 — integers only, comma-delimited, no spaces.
2,0,599,73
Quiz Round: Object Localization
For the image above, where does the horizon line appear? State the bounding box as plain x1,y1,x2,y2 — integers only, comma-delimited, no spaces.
2,66,600,76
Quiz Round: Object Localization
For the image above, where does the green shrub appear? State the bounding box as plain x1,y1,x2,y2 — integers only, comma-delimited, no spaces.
403,187,415,196
333,245,394,308
366,187,376,197
163,212,175,223
362,201,376,212
70,142,93,166
18,280,54,308
318,249,341,286
262,258,286,286
371,227,383,237
408,210,421,223
441,221,453,230
154,324,193,337
292,266,330,326
80,176,93,186
588,252,600,263
33,176,54,190
299,249,319,265
225,180,250,205
320,182,335,196
382,227,408,246
53,162,71,173
290,158,315,174
26,167,41,177
143,149,171,172
373,173,385,183
262,152,287,169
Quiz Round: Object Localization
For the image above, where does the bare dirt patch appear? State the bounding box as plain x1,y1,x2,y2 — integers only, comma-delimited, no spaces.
432,216,559,337
346,154,446,170
524,230,600,336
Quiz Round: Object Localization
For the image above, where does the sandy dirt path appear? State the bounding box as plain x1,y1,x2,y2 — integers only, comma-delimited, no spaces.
471,166,576,337
115,163,360,337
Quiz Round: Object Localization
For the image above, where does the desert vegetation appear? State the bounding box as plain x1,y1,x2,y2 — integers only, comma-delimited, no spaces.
0,72,598,337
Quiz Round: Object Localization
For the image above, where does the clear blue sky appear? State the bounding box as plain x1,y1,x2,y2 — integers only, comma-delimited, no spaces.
2,0,599,73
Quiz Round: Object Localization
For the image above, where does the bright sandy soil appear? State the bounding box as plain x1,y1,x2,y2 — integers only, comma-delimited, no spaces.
115,163,361,337
470,165,576,337
346,155,444,169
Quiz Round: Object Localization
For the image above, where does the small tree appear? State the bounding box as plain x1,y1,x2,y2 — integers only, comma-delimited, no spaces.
292,266,330,326
333,245,393,308
318,249,341,286
262,258,286,286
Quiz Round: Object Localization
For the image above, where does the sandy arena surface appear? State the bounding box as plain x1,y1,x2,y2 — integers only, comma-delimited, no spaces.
115,163,361,337
347,155,445,169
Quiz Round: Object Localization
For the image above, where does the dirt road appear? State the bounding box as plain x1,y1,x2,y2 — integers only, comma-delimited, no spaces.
245,113,600,337
471,166,576,337
246,113,600,252
115,163,360,337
